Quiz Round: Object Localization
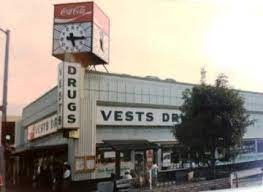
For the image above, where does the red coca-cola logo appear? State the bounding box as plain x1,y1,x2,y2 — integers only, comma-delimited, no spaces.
60,6,87,17
55,3,93,23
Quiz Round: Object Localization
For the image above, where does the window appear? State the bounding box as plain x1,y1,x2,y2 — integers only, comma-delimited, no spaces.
240,140,256,154
257,140,263,153
96,150,131,164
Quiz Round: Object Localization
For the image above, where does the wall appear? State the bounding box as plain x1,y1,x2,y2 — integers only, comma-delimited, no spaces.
14,120,23,147
22,87,57,127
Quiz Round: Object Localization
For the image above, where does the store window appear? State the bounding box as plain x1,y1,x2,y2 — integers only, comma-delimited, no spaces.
240,140,256,154
95,150,133,179
96,150,131,164
257,139,263,153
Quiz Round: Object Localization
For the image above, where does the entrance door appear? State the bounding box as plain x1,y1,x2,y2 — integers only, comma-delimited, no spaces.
134,151,144,175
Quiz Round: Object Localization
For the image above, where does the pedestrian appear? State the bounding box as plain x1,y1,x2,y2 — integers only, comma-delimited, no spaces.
47,164,53,188
37,164,44,189
123,170,132,180
62,162,71,192
48,164,57,191
111,173,117,192
130,169,137,178
51,162,62,192
151,163,158,187
148,168,152,190
32,165,38,189
42,163,49,188
0,175,4,191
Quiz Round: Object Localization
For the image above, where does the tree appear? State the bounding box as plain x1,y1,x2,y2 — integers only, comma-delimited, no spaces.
173,74,254,178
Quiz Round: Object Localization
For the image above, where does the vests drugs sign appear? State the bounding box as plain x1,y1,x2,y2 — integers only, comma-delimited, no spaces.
58,62,80,129
96,106,180,126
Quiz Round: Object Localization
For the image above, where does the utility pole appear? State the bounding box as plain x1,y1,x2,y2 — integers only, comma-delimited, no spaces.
200,66,207,84
0,27,10,192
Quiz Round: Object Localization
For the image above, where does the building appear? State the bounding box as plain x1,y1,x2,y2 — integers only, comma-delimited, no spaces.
14,70,263,183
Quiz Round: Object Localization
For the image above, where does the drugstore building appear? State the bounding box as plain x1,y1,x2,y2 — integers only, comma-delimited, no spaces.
14,70,263,182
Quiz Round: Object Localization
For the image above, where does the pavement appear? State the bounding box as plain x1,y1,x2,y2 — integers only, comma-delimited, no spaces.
6,185,54,192
5,176,263,192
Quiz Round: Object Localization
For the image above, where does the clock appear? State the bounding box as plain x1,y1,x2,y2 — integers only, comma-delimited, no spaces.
53,2,110,65
53,22,92,55
92,23,109,64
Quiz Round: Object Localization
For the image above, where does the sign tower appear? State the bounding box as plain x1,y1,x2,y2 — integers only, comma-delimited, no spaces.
52,2,110,170
52,2,110,131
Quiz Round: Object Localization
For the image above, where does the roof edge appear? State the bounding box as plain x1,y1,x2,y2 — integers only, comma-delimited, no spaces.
22,86,57,112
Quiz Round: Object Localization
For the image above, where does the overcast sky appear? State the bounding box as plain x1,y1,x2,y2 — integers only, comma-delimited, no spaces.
1,0,263,115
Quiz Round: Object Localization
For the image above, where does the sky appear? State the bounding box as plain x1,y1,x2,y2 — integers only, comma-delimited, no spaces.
1,0,263,115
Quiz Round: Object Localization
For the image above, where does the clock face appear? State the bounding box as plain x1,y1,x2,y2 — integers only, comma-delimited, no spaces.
92,23,109,63
53,22,92,54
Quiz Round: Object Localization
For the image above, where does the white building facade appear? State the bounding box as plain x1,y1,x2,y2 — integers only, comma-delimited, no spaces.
15,70,263,181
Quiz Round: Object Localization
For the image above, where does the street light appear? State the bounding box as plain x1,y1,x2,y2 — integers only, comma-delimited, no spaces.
0,27,10,192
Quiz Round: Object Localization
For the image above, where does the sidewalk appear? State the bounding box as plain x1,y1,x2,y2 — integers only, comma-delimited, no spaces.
6,185,52,192
6,177,230,192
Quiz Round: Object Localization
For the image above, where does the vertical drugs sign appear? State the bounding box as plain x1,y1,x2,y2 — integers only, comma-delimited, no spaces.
57,62,80,129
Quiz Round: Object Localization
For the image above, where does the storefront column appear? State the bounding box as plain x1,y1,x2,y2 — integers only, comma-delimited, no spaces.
157,148,162,170
153,148,158,164
115,151,121,179
144,150,147,174
14,157,19,185
68,140,75,177
255,139,258,153
131,150,135,165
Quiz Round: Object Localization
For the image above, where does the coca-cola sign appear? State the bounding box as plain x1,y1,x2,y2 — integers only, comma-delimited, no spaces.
54,2,93,23
60,6,87,17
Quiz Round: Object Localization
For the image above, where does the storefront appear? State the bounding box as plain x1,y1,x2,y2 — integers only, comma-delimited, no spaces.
95,140,158,179
13,143,67,184
14,70,263,182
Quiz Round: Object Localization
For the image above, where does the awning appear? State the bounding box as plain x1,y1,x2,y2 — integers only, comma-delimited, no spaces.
12,144,67,155
156,140,179,148
102,140,159,151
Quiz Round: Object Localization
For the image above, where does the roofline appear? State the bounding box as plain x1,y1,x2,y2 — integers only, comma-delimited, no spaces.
243,138,263,140
235,89,263,96
22,71,263,112
87,70,263,95
86,70,194,86
23,86,57,111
